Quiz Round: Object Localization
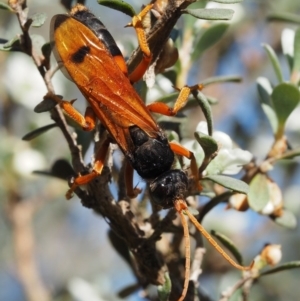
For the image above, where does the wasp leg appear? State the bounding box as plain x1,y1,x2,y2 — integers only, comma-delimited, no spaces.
52,94,96,131
175,199,254,272
175,201,191,301
169,142,201,191
147,84,204,116
127,4,153,83
66,138,111,199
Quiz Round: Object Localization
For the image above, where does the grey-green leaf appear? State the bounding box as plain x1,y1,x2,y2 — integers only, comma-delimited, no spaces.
293,28,300,73
262,44,284,83
211,230,243,265
42,42,52,61
272,209,297,229
271,83,300,130
98,0,136,17
256,77,278,133
210,0,243,3
259,261,300,277
183,8,234,21
34,159,75,180
202,75,242,86
0,36,22,52
248,173,269,212
192,23,229,60
194,131,218,158
22,124,58,141
195,92,213,136
34,95,61,113
276,148,300,160
267,13,300,25
257,77,273,105
203,175,249,194
0,2,14,10
31,12,47,27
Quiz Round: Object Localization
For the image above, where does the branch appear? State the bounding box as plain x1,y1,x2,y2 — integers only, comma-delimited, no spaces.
8,194,50,301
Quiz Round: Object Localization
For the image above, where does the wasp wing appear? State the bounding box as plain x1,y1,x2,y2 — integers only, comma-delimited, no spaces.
51,14,160,154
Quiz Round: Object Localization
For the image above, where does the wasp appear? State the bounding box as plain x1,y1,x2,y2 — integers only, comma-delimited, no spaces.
50,4,252,300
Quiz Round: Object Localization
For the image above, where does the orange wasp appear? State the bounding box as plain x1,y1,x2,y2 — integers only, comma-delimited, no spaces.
50,4,252,300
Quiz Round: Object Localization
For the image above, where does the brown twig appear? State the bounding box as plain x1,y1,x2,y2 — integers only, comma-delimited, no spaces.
219,274,254,301
7,193,50,301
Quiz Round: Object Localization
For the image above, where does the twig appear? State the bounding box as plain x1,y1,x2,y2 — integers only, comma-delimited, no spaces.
7,194,50,301
219,274,253,301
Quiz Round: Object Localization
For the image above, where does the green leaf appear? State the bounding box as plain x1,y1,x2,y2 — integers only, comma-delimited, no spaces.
194,131,218,158
206,95,218,105
157,272,172,301
256,77,278,134
275,148,300,160
272,209,297,229
167,130,180,142
192,23,229,60
248,173,269,212
293,28,300,73
210,0,243,3
98,0,136,17
202,75,242,87
262,44,284,83
259,261,300,277
211,230,244,265
183,8,234,20
34,95,60,113
0,36,22,52
155,92,179,104
34,159,75,180
0,2,14,11
31,12,47,27
195,92,213,136
271,83,300,134
41,42,52,62
22,124,58,141
117,283,140,299
203,175,249,194
267,12,300,25
256,77,273,106
162,69,177,85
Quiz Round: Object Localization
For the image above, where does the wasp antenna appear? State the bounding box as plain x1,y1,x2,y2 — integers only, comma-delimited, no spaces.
185,209,253,271
175,199,252,271
177,208,191,301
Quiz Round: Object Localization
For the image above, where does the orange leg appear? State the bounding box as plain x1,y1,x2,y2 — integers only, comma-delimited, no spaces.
66,137,111,199
147,84,204,116
127,4,153,83
169,142,200,189
51,94,97,131
146,85,205,191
